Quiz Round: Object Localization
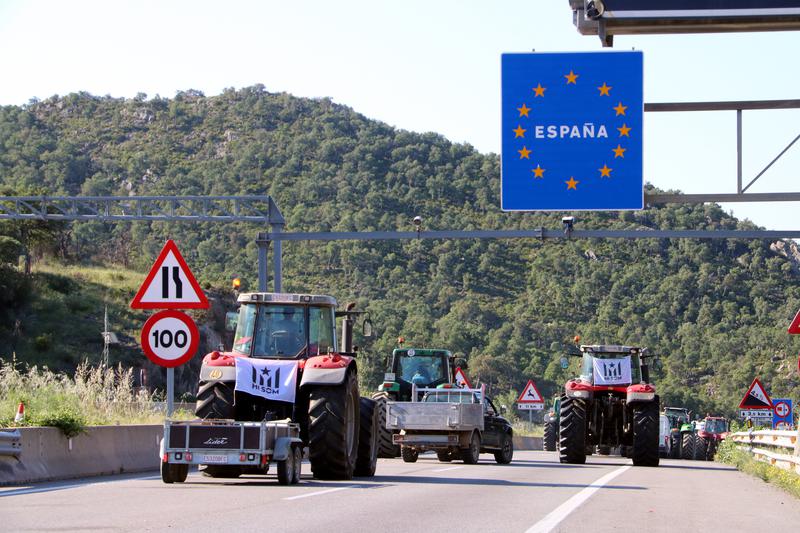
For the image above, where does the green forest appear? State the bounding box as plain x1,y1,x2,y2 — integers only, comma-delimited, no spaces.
1,86,799,417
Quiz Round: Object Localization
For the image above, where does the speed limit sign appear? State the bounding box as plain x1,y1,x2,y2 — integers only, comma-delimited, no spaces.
140,310,199,367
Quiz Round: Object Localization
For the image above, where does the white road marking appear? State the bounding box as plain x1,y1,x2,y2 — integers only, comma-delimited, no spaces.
0,475,161,498
283,485,355,500
525,465,631,533
431,466,463,472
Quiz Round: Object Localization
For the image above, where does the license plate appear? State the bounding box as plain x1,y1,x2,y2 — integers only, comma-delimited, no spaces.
202,454,228,464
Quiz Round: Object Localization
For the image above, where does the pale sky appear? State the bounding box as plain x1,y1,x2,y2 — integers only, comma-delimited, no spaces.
0,0,798,230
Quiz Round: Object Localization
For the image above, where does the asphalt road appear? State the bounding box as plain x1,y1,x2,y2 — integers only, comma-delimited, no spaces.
2,451,798,532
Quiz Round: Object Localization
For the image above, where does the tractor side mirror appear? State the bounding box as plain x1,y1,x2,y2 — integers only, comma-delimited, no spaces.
560,356,569,369
362,317,374,339
225,311,238,332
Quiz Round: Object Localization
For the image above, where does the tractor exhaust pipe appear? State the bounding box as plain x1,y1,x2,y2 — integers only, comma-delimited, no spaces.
340,302,356,353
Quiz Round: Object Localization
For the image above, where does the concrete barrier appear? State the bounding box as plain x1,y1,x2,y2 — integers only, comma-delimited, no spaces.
0,425,162,486
513,435,543,451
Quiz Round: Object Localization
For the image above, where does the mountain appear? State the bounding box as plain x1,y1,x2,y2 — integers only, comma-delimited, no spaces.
1,86,799,416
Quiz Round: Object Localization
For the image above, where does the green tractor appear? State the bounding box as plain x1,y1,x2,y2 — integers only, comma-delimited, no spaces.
543,396,560,452
662,406,691,459
371,347,463,458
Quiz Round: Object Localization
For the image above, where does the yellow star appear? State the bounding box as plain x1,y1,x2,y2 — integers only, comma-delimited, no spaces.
532,84,546,97
613,102,627,116
598,165,612,177
612,145,626,158
532,165,545,178
518,146,531,159
565,176,579,190
617,123,631,137
564,70,578,84
513,125,526,138
598,82,611,96
517,103,531,117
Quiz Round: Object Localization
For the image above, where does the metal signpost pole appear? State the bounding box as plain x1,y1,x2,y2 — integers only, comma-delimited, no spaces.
166,367,174,418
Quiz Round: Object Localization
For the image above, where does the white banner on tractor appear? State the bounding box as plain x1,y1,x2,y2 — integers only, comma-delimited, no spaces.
235,358,299,403
592,356,632,386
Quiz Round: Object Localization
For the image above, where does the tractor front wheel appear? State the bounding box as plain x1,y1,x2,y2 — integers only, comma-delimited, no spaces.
543,420,558,451
631,400,659,467
559,395,586,464
194,380,234,419
308,371,359,480
354,397,378,477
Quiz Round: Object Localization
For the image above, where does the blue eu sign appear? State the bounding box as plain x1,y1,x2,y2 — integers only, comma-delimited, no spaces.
501,51,643,211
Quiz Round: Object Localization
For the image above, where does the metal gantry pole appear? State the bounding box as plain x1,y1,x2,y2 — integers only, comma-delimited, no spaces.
258,239,268,292
272,224,283,292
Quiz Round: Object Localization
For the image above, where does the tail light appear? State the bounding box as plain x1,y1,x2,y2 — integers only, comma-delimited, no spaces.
185,452,193,461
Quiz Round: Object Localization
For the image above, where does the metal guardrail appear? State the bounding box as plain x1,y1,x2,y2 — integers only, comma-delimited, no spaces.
730,430,800,475
0,429,22,457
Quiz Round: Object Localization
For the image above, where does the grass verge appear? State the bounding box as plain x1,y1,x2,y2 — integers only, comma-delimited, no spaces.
716,437,800,500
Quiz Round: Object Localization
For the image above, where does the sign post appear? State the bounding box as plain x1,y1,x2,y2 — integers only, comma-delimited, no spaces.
131,240,208,417
517,380,545,422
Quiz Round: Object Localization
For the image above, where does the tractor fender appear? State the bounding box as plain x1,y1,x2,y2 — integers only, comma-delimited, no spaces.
273,436,304,461
300,355,356,387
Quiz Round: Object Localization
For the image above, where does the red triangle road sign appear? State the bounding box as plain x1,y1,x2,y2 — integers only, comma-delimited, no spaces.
788,309,800,334
130,240,209,310
454,367,472,389
517,379,544,403
738,377,773,409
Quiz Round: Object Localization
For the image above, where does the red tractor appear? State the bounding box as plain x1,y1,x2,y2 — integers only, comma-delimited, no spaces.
559,345,660,467
694,416,729,461
194,292,377,480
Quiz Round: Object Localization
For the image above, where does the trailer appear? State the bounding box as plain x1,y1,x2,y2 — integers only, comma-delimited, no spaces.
385,385,514,465
159,418,303,484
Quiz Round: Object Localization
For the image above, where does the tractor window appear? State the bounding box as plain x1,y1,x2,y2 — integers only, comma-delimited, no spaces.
309,306,335,356
252,305,307,358
232,304,257,355
398,355,446,387
705,419,726,433
580,353,643,384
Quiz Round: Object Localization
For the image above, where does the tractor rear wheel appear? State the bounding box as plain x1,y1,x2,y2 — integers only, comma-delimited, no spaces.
402,447,419,463
371,392,400,458
681,433,695,460
694,434,709,461
543,421,558,451
308,371,359,480
461,431,481,464
707,439,718,461
559,396,586,464
631,401,659,467
194,380,234,419
354,397,378,477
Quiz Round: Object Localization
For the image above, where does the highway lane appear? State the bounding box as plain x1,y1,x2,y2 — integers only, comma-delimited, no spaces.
2,451,798,532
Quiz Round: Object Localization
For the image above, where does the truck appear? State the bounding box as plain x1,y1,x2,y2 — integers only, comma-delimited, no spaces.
558,345,659,467
160,419,302,485
371,347,463,457
190,292,378,480
385,386,514,464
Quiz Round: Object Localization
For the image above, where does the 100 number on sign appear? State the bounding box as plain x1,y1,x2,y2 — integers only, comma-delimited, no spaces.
141,310,200,367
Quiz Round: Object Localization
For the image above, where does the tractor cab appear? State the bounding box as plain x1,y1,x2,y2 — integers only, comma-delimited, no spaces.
230,293,338,359
578,345,645,385
379,348,453,401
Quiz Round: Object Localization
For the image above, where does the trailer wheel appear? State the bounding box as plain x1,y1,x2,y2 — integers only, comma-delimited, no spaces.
494,433,514,464
461,431,480,464
292,445,302,484
558,395,586,464
631,401,659,467
161,461,188,484
401,446,418,463
277,449,294,485
308,370,359,480
194,380,235,419
371,392,400,458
